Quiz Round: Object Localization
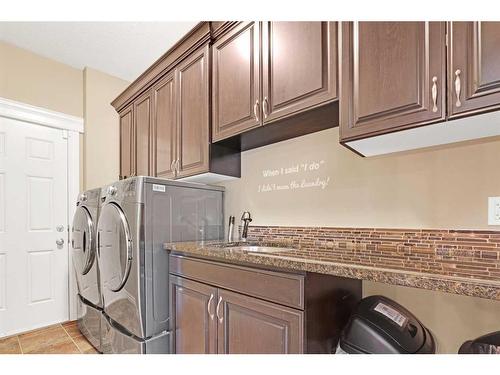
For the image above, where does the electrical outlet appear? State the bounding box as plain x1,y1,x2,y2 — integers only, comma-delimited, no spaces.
488,197,500,225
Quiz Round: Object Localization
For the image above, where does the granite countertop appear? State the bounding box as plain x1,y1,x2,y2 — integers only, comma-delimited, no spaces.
165,240,500,301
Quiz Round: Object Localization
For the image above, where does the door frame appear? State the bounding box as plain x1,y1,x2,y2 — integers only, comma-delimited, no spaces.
0,97,83,322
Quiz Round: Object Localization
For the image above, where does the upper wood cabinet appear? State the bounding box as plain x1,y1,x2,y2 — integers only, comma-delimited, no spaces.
176,45,210,178
115,23,239,182
134,91,152,176
119,104,134,179
152,72,176,179
261,22,337,123
339,22,446,142
448,22,500,118
212,21,338,142
212,22,261,141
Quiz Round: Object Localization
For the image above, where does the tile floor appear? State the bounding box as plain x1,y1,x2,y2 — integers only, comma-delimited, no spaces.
0,321,99,354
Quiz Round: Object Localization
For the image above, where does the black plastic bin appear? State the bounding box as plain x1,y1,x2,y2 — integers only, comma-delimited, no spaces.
459,332,500,354
336,295,436,354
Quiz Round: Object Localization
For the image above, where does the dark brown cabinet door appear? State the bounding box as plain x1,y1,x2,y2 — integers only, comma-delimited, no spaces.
262,22,337,123
217,289,304,354
152,73,176,178
448,22,500,117
119,104,134,179
134,91,152,175
340,22,446,142
212,22,261,141
176,45,210,178
170,276,218,354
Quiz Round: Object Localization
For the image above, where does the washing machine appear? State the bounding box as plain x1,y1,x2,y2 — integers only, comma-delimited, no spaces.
71,188,103,352
97,176,224,353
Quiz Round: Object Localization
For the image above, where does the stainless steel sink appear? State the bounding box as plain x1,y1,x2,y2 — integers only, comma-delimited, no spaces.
223,245,294,254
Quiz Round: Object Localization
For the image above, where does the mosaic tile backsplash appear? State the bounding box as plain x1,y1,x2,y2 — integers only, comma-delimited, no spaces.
245,226,500,282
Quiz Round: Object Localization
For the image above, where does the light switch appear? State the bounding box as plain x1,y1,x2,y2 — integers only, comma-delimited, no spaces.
488,197,500,225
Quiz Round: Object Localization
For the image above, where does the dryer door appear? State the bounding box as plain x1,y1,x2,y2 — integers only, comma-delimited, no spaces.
72,206,96,276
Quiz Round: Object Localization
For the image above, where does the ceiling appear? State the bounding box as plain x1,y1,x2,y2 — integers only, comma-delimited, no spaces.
0,22,198,82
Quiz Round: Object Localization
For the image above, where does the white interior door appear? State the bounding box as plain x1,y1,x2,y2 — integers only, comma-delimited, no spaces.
0,116,69,337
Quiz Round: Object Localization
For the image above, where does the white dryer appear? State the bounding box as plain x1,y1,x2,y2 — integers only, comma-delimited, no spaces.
71,188,102,352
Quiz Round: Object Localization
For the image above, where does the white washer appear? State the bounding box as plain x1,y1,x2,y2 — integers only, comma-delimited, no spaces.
71,188,102,352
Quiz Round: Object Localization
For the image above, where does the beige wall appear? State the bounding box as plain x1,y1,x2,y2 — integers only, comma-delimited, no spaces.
0,41,83,117
221,127,500,230
363,282,500,353
0,41,128,192
219,127,500,353
83,68,129,190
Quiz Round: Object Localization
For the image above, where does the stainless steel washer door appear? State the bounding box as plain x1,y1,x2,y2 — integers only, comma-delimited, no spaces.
97,202,133,293
97,202,143,338
72,206,101,306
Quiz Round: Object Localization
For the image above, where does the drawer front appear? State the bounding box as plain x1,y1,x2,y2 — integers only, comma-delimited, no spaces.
169,254,304,310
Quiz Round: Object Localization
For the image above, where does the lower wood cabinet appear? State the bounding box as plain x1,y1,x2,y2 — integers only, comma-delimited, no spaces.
170,275,217,354
169,254,362,354
170,275,303,354
217,288,303,354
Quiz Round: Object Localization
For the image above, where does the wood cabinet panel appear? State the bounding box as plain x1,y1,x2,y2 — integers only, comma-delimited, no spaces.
170,275,218,354
212,22,261,141
340,22,446,141
176,45,210,177
169,254,304,309
448,22,500,117
262,22,337,123
134,91,152,175
152,73,176,178
119,104,134,179
217,289,304,354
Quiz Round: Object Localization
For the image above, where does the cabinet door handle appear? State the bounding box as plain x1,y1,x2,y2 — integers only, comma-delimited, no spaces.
216,296,223,323
175,159,180,174
253,100,260,122
454,69,462,107
207,293,214,320
170,160,175,174
263,97,269,119
431,76,438,113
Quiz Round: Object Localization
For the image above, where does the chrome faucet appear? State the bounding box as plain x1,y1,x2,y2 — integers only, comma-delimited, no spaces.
240,211,252,241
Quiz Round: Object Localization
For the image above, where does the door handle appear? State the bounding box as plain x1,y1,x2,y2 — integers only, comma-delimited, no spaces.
454,69,462,107
216,296,223,323
253,100,260,122
207,293,214,320
263,97,269,119
431,76,438,113
56,238,65,247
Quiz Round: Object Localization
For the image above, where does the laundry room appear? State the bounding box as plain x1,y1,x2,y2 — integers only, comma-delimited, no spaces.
1,1,500,374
